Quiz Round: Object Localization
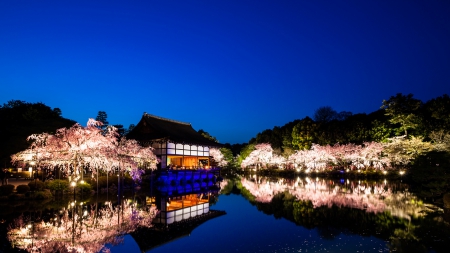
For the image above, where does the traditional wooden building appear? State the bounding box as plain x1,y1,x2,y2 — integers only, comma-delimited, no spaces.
126,113,222,170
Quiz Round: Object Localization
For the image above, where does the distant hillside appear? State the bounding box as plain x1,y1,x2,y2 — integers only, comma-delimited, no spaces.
0,100,76,167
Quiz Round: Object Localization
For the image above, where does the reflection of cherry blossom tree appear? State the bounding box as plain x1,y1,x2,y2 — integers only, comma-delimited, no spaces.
7,201,157,253
240,176,432,220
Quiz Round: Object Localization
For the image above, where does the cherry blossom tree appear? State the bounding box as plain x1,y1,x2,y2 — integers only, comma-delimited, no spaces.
358,142,390,170
11,119,158,184
240,141,407,172
115,137,158,183
209,147,228,167
305,144,335,171
241,143,274,169
383,135,433,168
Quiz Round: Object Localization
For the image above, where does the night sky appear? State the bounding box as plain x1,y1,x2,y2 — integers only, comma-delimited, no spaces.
1,0,449,144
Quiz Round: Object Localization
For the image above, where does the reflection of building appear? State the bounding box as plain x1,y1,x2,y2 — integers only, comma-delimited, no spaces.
126,113,222,170
131,209,225,252
133,185,225,252
152,193,212,225
150,178,222,225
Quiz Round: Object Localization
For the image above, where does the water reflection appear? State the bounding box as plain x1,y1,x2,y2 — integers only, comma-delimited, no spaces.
241,175,435,220
5,175,224,253
7,199,157,253
231,175,450,252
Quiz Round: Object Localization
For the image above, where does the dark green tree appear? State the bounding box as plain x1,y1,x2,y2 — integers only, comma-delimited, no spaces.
422,94,450,133
381,93,422,136
95,111,109,130
113,124,125,137
219,147,235,168
369,119,393,142
198,129,218,142
237,143,255,166
291,117,317,150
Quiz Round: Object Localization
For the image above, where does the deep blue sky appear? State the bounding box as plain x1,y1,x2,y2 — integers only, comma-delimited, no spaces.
1,0,449,144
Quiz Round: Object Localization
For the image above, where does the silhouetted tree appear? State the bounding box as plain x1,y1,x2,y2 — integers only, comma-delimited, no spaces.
95,111,109,130
314,106,337,123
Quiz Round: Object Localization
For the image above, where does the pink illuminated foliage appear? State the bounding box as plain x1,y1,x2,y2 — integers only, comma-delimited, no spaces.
11,119,158,182
241,143,277,169
243,142,394,172
7,201,158,253
209,147,228,167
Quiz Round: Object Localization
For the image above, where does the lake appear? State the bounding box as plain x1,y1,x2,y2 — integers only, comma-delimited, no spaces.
1,173,450,253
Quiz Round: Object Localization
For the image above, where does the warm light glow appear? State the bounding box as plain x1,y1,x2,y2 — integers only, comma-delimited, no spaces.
80,180,85,184
399,170,405,175
8,199,158,253
71,181,76,187
30,161,36,166
383,171,387,175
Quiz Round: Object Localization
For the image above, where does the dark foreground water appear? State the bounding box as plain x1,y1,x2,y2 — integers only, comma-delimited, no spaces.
2,175,450,253
144,192,391,253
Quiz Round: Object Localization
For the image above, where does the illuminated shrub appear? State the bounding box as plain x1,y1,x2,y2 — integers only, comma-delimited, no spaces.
45,179,69,193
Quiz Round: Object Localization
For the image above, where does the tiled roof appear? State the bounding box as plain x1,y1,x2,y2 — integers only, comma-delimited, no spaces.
126,113,221,146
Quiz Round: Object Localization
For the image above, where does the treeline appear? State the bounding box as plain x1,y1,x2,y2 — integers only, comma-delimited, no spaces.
236,93,450,161
0,100,76,167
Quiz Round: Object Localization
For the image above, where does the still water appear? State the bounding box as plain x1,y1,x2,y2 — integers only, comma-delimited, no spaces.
2,174,450,253
113,175,450,253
